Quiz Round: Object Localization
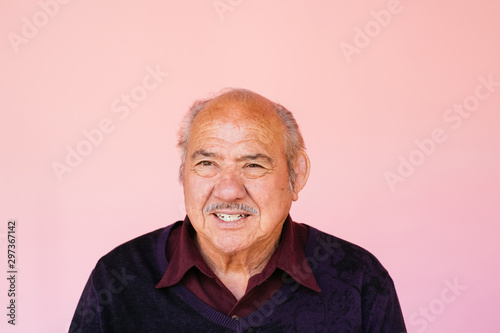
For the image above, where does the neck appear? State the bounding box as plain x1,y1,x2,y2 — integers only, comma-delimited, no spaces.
194,233,280,300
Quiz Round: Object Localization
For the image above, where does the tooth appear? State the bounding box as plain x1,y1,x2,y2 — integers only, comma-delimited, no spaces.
215,213,247,222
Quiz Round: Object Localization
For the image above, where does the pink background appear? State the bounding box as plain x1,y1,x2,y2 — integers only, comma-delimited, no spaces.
1,1,499,332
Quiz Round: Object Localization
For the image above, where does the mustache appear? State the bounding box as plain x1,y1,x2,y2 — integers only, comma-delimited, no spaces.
203,203,259,215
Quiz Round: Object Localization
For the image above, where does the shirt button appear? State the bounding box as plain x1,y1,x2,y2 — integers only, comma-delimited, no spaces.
232,315,239,320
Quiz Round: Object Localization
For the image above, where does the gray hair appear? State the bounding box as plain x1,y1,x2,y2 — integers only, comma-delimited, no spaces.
177,88,306,190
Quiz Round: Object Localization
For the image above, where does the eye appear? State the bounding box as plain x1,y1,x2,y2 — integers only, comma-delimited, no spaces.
243,163,268,178
246,163,263,168
193,160,218,177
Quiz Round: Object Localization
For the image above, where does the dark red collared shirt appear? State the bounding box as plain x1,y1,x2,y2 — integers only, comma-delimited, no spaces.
156,216,321,318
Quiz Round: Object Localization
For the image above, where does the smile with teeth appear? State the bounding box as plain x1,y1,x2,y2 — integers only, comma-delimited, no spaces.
214,213,249,222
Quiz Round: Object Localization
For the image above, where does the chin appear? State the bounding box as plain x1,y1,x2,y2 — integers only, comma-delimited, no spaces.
213,235,250,255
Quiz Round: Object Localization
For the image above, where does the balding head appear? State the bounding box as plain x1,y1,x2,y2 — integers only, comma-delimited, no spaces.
177,88,306,190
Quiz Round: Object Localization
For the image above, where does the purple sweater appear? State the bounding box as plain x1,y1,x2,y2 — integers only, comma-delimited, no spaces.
70,220,406,332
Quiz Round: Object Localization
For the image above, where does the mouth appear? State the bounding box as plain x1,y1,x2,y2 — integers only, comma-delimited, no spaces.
213,213,250,222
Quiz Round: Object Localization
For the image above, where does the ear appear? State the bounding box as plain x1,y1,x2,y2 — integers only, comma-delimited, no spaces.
291,150,311,201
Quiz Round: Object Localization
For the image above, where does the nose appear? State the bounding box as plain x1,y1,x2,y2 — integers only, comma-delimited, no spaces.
212,169,247,202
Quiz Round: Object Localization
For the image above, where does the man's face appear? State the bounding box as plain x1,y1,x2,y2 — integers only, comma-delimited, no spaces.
183,97,295,255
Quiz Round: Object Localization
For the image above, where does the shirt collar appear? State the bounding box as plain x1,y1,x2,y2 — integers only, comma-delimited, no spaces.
156,215,320,292
274,216,321,292
156,216,214,288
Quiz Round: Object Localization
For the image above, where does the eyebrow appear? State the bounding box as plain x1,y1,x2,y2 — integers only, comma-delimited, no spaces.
236,154,273,164
190,149,221,160
190,150,273,164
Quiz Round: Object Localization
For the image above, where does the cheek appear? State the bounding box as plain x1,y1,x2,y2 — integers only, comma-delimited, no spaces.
184,175,213,208
247,178,292,208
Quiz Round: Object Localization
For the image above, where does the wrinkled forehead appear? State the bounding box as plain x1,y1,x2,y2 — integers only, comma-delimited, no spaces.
190,95,286,147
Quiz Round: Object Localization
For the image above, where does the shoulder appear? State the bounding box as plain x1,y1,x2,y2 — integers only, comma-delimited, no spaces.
302,224,391,291
90,221,181,285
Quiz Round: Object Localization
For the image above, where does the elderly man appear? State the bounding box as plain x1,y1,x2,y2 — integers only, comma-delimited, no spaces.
70,89,406,332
